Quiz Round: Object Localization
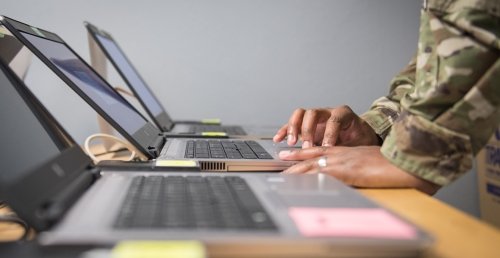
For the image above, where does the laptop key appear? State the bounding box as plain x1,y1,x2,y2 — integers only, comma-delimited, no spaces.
250,211,276,229
226,154,243,159
256,152,273,159
242,153,258,159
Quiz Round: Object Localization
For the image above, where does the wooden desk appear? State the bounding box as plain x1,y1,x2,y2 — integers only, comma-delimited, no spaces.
1,189,499,257
360,189,500,258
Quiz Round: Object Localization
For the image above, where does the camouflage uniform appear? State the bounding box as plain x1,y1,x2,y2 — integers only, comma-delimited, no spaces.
361,0,500,186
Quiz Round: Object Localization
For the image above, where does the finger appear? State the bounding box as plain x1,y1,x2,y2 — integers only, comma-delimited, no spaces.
311,153,357,186
301,109,320,148
287,108,305,146
279,146,332,161
282,160,316,174
304,169,319,175
322,106,356,146
273,124,288,142
322,116,342,146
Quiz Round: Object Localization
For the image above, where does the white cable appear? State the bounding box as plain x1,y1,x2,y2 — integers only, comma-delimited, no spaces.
83,133,138,163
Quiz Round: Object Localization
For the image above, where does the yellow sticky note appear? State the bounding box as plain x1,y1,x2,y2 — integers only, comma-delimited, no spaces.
112,241,205,258
201,132,227,137
155,160,198,167
201,118,221,125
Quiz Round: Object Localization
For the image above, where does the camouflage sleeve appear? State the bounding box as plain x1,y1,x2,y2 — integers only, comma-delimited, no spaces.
381,7,500,186
361,54,417,140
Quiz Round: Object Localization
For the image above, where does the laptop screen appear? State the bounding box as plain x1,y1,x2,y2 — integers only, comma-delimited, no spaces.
20,32,148,136
0,64,61,185
94,33,164,117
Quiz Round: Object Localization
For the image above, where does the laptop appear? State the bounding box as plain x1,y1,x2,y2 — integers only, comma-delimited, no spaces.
0,16,295,172
0,59,432,257
85,21,279,138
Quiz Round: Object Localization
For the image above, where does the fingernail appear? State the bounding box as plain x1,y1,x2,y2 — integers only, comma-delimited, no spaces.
287,134,295,145
303,140,311,148
279,150,292,159
322,142,332,147
273,134,280,142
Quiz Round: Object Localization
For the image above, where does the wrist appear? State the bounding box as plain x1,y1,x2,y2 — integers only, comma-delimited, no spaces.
361,119,383,146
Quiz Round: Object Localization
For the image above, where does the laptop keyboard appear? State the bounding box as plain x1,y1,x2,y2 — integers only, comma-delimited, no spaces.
185,140,273,159
189,125,246,135
114,175,277,230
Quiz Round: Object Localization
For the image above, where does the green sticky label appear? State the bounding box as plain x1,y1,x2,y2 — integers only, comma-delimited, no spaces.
201,118,221,125
31,27,45,37
0,33,4,38
201,132,227,137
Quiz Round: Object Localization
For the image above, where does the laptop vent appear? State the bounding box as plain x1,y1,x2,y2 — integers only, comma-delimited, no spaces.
199,161,226,171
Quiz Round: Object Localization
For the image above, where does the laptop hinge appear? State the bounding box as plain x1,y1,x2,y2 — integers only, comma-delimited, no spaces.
37,167,96,226
147,134,166,157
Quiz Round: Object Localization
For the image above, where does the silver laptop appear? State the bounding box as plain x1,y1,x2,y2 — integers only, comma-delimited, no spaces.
0,16,295,172
85,21,278,138
0,58,432,257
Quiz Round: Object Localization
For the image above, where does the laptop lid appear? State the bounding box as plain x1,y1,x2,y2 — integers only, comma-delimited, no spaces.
0,16,163,159
85,22,175,132
0,58,94,231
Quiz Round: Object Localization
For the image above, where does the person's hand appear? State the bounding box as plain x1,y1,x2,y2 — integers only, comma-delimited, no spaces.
279,146,440,195
273,105,380,148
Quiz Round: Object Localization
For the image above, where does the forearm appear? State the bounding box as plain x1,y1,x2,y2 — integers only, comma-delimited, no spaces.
362,54,417,140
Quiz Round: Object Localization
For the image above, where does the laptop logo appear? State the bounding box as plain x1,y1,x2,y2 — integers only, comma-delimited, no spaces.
51,163,66,177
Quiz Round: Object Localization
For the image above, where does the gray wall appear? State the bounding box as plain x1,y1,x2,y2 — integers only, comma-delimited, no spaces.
1,0,479,217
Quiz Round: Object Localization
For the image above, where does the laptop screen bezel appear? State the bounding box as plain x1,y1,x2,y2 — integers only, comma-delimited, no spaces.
0,58,95,230
85,22,175,132
0,16,160,159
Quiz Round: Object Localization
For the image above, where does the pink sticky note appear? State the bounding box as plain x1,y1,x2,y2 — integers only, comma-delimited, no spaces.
289,207,416,239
